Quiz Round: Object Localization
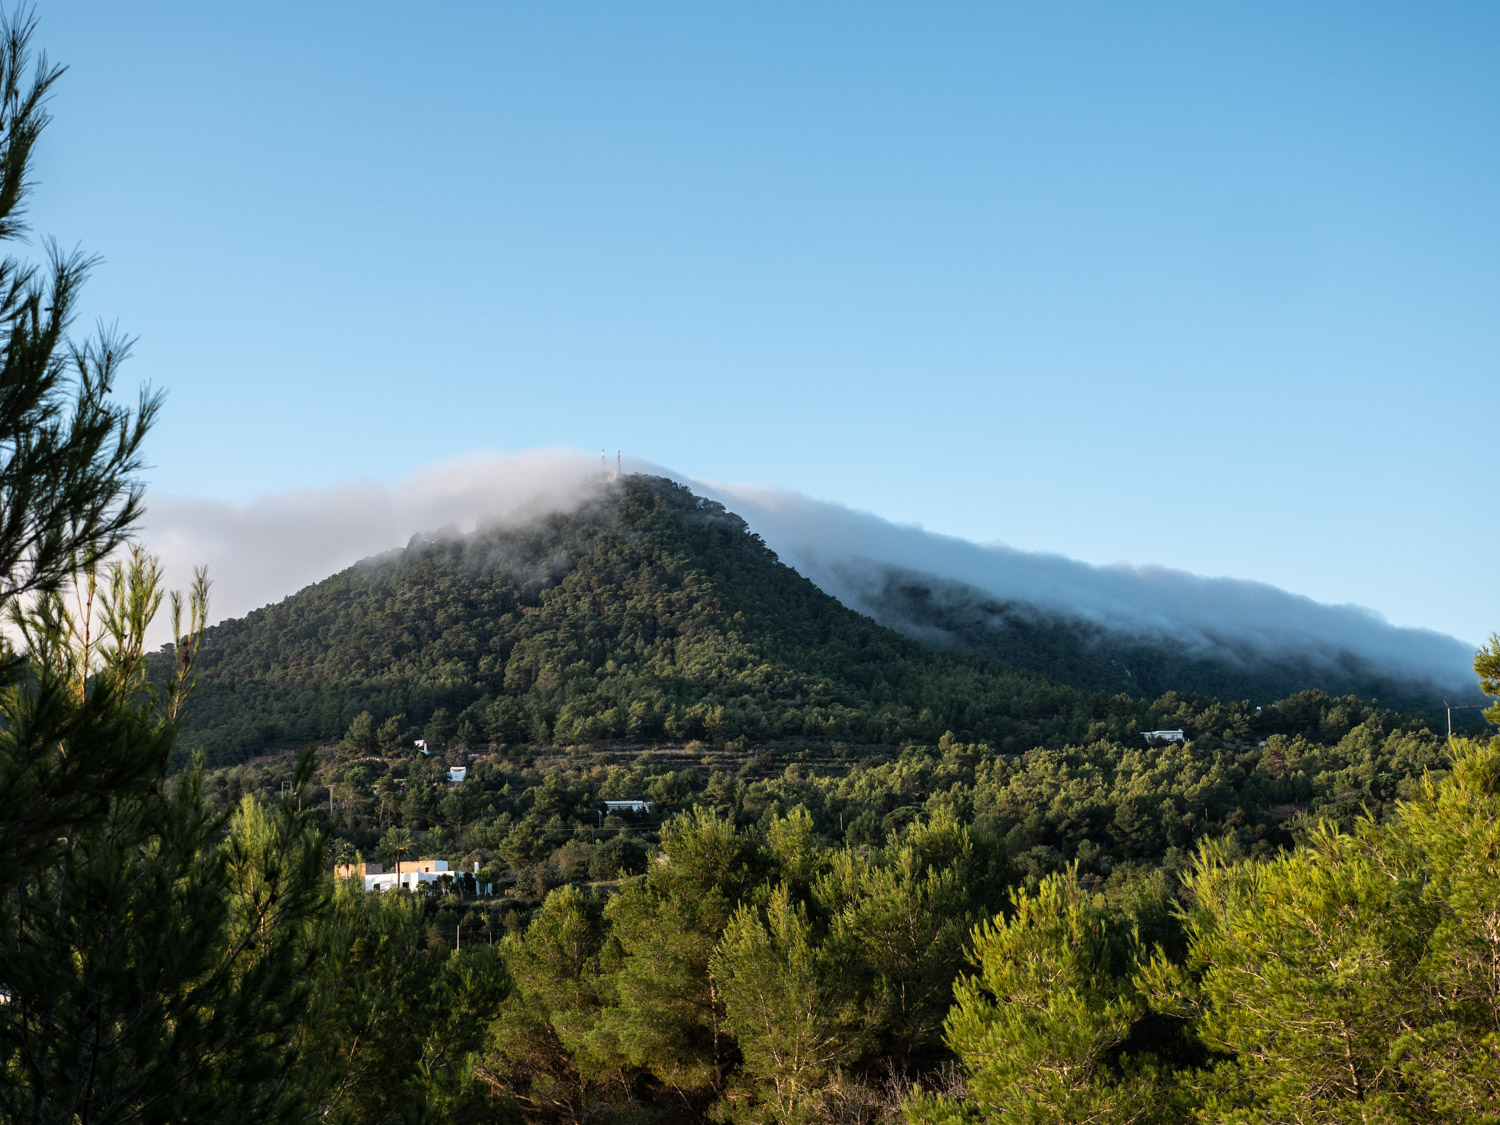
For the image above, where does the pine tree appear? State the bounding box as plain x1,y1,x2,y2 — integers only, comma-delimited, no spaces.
0,9,164,897
0,553,329,1123
712,883,864,1124
907,872,1168,1125
293,883,510,1124
0,14,328,1121
592,809,761,1098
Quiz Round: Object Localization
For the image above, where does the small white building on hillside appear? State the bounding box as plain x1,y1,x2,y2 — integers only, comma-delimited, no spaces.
1141,729,1187,744
363,858,449,892
338,858,492,894
603,800,652,815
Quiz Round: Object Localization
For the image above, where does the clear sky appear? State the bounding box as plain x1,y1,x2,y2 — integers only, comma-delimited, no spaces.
24,2,1500,644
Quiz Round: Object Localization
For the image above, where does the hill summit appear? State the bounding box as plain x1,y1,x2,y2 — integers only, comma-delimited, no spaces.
175,476,1098,762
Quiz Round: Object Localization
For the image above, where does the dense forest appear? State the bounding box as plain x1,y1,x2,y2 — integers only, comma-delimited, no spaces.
164,679,1476,1122
289,686,1445,898
852,567,1455,714
17,590,1500,1125
168,473,1460,767
168,475,1096,764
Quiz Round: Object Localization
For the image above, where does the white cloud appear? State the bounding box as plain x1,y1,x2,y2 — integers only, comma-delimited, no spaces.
689,479,1477,693
140,448,608,643
138,447,1477,692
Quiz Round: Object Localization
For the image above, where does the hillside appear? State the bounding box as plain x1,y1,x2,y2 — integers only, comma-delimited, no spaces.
851,567,1455,714
174,476,1117,763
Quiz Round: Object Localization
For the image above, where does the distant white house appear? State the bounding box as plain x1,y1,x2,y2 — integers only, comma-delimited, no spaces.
603,800,652,815
338,858,491,894
448,766,467,784
362,858,447,892
1141,729,1187,744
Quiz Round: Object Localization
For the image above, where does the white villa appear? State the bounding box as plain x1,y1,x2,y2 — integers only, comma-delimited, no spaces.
363,857,450,892
335,858,491,894
603,800,652,815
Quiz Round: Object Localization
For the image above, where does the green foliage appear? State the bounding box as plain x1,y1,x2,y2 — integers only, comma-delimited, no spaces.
713,885,865,1123
0,12,170,891
1477,631,1500,726
3,19,1488,1117
910,872,1167,1125
181,658,1452,1120
0,547,329,1122
593,809,760,1096
341,709,375,758
482,885,616,1114
0,27,158,615
293,882,511,1125
0,17,335,1117
375,712,408,754
865,573,1453,715
379,824,416,880
926,649,1500,1125
168,469,1463,767
467,806,1012,1121
170,476,1100,762
1142,733,1500,1121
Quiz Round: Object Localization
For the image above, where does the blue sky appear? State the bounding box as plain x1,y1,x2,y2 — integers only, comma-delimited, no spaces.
24,3,1500,644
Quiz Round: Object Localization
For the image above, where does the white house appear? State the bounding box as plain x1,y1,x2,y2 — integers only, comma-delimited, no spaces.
1140,729,1188,744
339,858,492,894
363,858,449,892
448,766,467,784
603,800,652,815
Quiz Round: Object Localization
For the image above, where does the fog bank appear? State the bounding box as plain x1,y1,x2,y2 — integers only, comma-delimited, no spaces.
690,479,1479,695
141,449,608,644
140,449,1478,693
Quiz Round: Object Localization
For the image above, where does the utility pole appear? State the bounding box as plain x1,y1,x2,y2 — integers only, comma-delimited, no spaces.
1443,700,1485,739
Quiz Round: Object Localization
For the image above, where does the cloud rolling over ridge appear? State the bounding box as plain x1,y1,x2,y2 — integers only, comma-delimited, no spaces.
692,480,1479,696
140,448,1478,695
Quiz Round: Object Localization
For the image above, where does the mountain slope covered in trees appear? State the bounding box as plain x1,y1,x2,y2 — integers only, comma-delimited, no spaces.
172,474,1464,766
850,567,1453,713
174,476,1100,763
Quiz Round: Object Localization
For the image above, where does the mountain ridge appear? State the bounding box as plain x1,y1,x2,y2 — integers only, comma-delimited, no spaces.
698,478,1479,705
168,474,1458,764
835,563,1461,714
172,476,1092,762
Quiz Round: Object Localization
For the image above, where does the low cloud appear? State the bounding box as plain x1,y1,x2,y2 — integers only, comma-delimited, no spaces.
140,448,609,643
690,480,1479,695
139,448,1478,694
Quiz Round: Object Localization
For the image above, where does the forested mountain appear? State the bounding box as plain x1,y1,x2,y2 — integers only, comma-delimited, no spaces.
171,474,1463,766
852,567,1452,713
172,476,1094,763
